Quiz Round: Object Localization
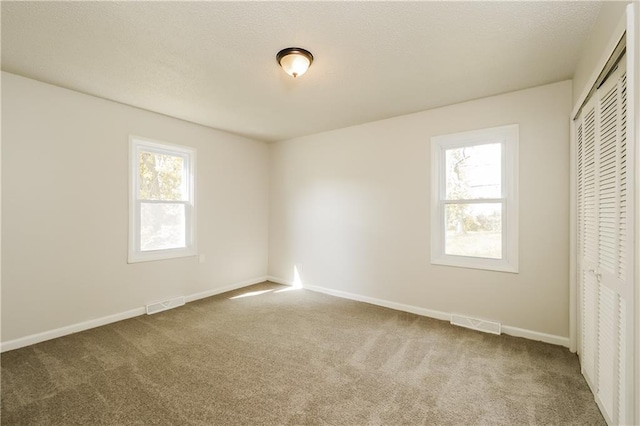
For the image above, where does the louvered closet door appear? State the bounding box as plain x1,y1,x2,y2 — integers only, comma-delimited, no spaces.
577,94,598,391
576,56,634,426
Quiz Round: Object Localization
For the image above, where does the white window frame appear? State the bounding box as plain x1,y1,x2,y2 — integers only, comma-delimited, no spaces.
430,124,519,273
128,136,197,263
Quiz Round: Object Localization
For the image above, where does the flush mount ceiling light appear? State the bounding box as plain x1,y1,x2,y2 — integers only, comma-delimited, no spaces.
276,47,313,78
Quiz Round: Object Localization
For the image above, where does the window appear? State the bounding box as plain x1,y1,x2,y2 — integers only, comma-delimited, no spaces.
129,136,196,263
430,124,518,273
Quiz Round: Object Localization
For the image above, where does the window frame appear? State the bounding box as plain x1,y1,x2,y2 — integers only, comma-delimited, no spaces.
128,135,197,263
430,124,519,273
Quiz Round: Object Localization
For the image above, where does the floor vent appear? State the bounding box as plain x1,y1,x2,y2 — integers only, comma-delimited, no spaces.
146,296,185,315
451,314,501,335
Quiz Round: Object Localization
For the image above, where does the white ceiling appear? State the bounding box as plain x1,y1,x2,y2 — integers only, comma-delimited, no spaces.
2,1,602,142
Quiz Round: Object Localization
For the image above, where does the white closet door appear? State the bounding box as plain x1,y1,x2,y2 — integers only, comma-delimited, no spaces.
576,56,634,426
577,95,598,391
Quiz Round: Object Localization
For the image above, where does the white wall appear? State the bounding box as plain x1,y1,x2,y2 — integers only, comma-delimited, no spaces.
1,72,269,343
269,80,572,340
572,1,629,106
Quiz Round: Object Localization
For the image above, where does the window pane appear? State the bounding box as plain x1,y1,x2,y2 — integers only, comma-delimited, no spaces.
139,151,185,201
140,203,186,251
445,203,502,259
445,143,501,200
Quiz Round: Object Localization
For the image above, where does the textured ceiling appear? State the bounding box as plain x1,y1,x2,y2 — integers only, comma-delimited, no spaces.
2,1,602,142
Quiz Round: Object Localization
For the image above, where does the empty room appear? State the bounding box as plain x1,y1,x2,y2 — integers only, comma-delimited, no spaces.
1,1,639,425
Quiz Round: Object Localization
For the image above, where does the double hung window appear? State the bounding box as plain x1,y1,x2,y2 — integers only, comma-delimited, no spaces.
129,136,196,263
430,125,518,272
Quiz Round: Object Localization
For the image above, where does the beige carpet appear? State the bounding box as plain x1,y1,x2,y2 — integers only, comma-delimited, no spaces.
1,281,604,425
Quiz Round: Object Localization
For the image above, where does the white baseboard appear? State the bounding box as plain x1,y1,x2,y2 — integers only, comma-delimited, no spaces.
0,307,146,353
185,276,268,303
267,276,569,348
500,325,569,347
1,276,269,353
306,283,452,322
266,275,290,286
3,275,569,352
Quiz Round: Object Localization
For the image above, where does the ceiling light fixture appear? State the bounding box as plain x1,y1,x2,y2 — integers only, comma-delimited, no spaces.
276,47,313,78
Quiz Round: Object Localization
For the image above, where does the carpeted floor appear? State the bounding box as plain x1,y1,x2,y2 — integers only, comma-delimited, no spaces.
1,281,604,425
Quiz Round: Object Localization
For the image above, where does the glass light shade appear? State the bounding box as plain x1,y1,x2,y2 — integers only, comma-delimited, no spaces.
277,48,313,78
280,53,310,77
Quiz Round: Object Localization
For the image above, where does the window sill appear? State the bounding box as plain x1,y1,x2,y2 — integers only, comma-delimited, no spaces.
431,254,518,273
128,248,197,264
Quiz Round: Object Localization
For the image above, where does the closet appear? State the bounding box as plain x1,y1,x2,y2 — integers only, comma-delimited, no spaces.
575,47,635,425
